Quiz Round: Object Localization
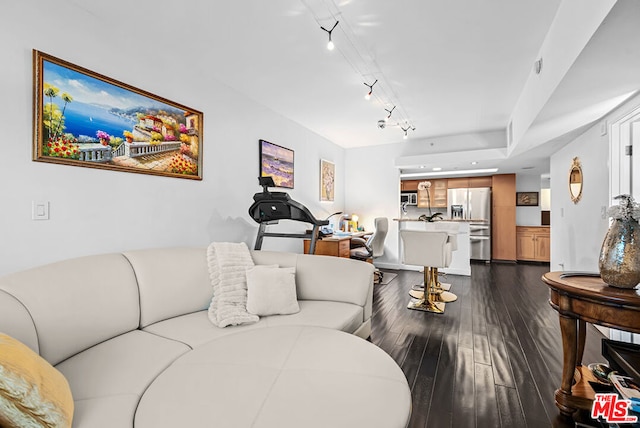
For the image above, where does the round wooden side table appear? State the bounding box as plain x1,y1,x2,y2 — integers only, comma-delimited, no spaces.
542,272,640,418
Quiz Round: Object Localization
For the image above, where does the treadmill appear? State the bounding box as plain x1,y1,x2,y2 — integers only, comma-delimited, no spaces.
248,177,329,254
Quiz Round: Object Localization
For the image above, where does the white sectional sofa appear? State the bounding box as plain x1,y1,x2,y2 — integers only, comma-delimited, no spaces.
0,247,412,428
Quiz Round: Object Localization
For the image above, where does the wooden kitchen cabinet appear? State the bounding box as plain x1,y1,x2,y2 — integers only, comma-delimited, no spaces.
446,177,469,188
401,180,419,191
468,176,492,187
431,179,447,208
491,174,516,261
516,226,550,262
417,179,447,208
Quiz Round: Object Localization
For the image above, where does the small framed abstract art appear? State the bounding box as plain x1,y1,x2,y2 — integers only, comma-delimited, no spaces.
259,139,294,188
516,192,539,206
320,159,335,202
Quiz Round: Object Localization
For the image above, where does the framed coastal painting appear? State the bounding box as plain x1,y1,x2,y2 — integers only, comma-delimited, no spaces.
516,192,539,206
259,139,294,188
32,50,203,180
320,159,335,202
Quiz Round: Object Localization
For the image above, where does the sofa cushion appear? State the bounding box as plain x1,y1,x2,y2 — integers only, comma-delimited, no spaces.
123,248,212,328
0,254,140,365
0,289,38,354
246,266,300,316
71,395,138,428
251,251,374,312
0,333,73,428
143,311,265,348
134,326,412,428
143,301,364,349
263,300,363,333
55,330,189,402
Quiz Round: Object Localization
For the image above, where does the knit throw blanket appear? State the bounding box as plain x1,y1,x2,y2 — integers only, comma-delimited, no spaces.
207,242,259,328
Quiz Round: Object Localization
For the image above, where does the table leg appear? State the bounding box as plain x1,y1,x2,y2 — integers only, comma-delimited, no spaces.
576,319,586,366
555,314,578,417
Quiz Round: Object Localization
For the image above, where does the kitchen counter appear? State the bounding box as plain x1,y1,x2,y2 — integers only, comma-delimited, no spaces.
394,218,488,223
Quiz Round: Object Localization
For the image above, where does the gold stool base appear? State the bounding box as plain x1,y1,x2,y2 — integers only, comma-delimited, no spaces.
438,282,451,291
409,289,458,303
407,298,445,314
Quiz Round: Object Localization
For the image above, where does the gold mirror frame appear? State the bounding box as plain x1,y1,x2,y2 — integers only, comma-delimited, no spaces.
569,157,583,204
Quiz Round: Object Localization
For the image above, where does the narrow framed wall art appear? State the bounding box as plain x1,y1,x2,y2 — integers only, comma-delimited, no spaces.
320,159,335,202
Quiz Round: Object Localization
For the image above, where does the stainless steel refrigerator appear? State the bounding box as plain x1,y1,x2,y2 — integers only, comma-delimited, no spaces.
448,187,491,261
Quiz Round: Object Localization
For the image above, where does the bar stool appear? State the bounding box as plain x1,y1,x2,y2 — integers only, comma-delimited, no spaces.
409,222,459,298
400,230,457,314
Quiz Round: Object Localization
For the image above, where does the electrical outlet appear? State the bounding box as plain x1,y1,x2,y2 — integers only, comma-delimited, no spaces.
32,201,49,220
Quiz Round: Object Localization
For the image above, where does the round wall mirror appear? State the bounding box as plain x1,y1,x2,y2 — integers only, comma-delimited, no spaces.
569,157,583,204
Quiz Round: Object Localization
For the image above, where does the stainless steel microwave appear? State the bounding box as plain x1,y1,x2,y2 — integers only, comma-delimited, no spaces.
401,193,417,205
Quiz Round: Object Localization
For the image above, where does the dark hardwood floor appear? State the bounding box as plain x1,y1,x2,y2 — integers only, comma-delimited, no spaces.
370,262,606,428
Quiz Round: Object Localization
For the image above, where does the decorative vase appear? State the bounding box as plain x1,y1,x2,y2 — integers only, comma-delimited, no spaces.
598,217,640,289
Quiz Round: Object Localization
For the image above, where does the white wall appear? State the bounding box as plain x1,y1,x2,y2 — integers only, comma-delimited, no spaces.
344,144,401,267
550,123,609,272
0,1,345,275
515,174,543,226
550,93,640,272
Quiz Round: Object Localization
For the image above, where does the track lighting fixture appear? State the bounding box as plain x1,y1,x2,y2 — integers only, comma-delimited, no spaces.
401,125,410,139
320,21,339,51
363,79,377,100
306,4,415,137
384,105,396,121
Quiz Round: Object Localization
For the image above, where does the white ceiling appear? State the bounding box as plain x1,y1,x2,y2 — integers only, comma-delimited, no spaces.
74,0,640,176
198,0,562,148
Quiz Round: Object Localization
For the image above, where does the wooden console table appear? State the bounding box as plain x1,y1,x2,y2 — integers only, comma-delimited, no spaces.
542,272,640,418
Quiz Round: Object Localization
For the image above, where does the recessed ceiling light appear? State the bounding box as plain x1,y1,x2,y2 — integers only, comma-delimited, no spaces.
432,167,442,171
419,165,425,169
471,161,478,165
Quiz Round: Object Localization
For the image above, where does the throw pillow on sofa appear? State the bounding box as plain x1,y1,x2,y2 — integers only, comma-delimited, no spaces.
0,333,74,428
246,265,300,316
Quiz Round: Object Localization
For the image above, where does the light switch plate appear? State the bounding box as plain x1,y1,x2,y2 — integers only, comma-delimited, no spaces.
32,201,49,220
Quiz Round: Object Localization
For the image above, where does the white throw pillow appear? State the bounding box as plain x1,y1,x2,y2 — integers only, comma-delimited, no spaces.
246,266,300,316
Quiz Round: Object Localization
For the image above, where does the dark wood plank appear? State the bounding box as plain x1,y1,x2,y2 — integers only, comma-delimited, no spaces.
475,362,501,427
452,346,476,428
369,262,606,427
496,385,526,427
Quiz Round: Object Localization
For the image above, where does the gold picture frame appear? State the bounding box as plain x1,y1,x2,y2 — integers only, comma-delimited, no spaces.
33,50,203,180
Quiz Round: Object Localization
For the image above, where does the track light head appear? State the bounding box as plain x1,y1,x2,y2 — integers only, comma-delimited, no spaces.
363,79,377,101
401,125,414,140
320,21,339,51
385,105,396,120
